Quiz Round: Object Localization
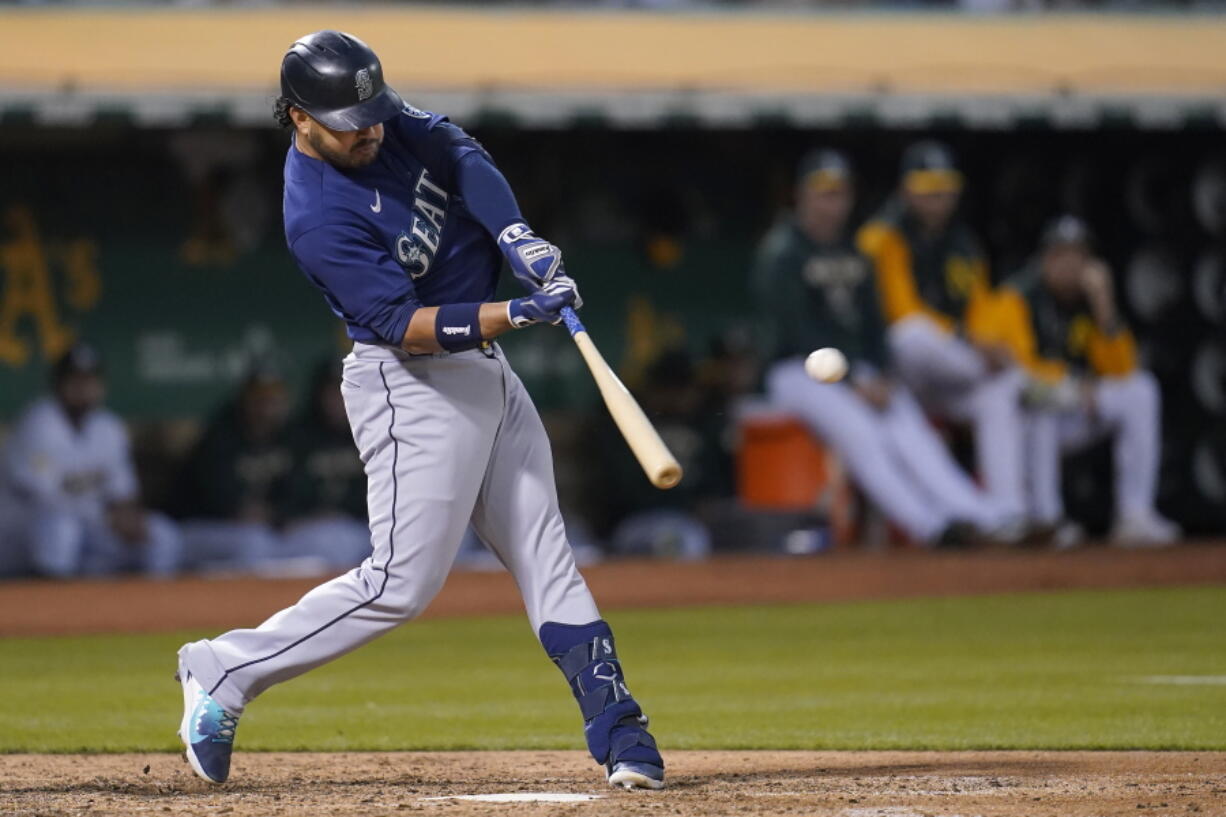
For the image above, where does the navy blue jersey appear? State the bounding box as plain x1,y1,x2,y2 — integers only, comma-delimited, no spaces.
283,107,507,346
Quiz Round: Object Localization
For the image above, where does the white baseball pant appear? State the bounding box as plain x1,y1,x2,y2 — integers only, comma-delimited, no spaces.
887,315,1028,520
1025,370,1163,525
768,359,1005,543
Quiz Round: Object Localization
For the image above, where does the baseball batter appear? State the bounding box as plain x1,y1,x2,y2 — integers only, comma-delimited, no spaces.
174,31,664,791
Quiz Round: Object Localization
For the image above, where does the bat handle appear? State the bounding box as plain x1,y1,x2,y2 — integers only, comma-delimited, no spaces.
560,306,586,337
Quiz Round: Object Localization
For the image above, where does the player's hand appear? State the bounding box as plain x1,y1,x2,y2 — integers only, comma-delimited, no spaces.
508,278,579,327
1081,258,1119,330
498,222,566,290
1081,258,1114,303
977,342,1014,373
546,272,582,310
108,501,148,545
854,377,893,411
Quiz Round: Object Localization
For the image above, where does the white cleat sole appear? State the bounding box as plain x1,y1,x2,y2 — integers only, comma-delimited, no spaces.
608,768,665,790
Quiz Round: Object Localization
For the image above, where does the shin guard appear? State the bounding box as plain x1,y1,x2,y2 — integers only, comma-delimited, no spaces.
538,620,663,771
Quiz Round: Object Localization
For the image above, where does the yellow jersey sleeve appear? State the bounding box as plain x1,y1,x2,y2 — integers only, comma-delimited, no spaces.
1086,327,1137,376
960,260,999,344
990,288,1068,382
856,222,955,332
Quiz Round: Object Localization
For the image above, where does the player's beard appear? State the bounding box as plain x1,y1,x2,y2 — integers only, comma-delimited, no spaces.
309,130,381,169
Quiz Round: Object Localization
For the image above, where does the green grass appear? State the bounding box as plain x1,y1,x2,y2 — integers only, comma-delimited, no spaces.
1,586,1224,753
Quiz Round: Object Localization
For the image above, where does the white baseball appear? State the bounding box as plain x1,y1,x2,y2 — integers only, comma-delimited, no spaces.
804,347,848,383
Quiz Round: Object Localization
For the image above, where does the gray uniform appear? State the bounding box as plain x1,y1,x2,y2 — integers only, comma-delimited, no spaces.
180,342,599,715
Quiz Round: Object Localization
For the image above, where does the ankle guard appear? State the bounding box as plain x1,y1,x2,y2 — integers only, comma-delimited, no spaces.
539,620,662,769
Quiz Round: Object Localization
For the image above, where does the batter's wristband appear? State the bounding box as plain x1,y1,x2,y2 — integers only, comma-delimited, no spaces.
434,302,484,352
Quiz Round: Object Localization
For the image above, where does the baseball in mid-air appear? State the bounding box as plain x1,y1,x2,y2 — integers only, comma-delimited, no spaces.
805,347,848,383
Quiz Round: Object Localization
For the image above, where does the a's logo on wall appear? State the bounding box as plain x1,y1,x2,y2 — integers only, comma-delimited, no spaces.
354,69,373,101
0,205,100,368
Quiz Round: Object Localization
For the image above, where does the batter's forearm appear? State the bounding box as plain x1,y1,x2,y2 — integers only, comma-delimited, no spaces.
480,302,515,337
399,302,516,354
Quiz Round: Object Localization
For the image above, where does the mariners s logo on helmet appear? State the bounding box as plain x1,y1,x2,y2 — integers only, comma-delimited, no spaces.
354,69,373,102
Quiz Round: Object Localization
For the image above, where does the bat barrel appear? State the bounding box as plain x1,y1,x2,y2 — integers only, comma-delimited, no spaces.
561,309,683,491
653,462,683,490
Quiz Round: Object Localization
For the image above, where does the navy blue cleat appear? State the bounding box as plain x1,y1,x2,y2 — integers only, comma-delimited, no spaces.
608,760,666,790
176,652,239,784
606,714,665,790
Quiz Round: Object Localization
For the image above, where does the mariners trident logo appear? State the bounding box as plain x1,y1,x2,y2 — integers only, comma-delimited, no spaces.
354,68,373,101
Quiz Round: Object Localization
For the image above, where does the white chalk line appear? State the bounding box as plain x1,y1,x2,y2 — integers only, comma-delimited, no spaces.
848,804,980,809
1132,675,1226,686
421,792,604,803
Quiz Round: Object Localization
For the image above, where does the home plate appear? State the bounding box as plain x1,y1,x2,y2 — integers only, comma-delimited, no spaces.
422,793,604,803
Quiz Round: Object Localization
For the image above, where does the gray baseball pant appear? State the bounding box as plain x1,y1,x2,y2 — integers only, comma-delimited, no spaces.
180,342,600,715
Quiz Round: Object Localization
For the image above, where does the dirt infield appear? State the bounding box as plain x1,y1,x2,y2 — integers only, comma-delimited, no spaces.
1,543,1224,637
2,751,1224,817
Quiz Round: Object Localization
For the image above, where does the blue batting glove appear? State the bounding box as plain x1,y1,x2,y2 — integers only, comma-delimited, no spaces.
508,278,579,328
498,222,565,290
545,272,582,310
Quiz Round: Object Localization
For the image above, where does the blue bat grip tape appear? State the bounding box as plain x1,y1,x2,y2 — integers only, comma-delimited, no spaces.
561,307,585,336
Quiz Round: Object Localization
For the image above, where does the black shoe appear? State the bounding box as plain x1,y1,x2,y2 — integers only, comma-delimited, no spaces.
933,521,979,550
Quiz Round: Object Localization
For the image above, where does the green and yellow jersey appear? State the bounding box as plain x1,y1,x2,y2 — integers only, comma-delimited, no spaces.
753,218,888,372
995,265,1137,382
855,198,999,344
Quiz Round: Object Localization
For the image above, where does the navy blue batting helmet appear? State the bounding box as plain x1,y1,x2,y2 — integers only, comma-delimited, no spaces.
280,30,404,131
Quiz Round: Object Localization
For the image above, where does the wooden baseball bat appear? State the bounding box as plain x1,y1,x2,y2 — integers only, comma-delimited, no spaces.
561,307,682,490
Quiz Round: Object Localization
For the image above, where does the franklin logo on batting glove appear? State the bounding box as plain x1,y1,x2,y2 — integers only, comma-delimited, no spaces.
498,221,564,289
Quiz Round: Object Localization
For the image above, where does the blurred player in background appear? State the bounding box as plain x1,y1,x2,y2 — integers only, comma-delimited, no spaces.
758,149,1008,547
857,141,1027,534
278,359,371,569
602,348,725,560
0,344,182,577
173,365,291,572
997,216,1180,548
174,31,663,792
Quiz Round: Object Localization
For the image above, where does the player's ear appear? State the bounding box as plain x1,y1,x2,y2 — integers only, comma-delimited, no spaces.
289,106,312,135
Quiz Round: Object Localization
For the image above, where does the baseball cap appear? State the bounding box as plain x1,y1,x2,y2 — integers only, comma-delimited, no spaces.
52,342,103,382
797,149,853,192
900,141,963,195
1040,214,1093,250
